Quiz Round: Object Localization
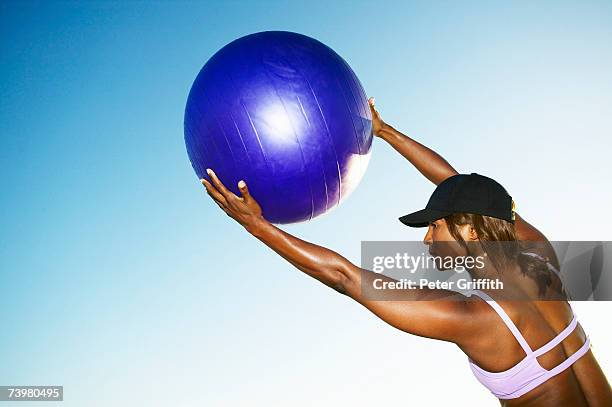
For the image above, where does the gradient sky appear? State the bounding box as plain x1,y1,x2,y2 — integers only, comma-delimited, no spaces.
1,1,611,406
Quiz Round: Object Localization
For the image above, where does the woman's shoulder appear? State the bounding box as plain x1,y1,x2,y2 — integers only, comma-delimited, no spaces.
515,213,560,269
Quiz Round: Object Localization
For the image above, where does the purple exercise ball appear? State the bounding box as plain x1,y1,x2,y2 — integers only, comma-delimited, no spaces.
184,31,373,224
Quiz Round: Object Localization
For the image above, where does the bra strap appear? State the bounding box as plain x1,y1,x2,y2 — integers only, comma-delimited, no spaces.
470,290,533,354
546,337,590,376
503,336,591,399
533,315,578,357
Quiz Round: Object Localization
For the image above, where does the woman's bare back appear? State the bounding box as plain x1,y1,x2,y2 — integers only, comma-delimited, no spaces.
462,298,610,406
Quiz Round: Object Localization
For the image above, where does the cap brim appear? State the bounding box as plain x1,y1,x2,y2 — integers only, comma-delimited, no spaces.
398,208,452,228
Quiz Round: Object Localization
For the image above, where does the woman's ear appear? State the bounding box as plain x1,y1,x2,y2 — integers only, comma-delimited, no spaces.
468,226,479,241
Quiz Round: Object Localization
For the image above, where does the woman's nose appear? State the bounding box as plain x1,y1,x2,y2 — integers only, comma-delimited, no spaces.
423,227,433,245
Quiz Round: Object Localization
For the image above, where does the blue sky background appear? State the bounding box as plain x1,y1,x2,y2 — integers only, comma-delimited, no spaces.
1,1,611,405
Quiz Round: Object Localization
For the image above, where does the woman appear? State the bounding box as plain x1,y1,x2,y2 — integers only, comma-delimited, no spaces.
201,98,611,406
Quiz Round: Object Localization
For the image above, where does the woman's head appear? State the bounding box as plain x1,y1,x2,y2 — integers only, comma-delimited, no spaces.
400,173,553,296
399,173,516,268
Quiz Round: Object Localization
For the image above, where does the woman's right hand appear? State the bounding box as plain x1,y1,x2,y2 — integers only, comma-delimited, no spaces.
368,97,386,137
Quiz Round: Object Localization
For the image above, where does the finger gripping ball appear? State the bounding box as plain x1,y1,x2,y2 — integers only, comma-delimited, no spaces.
184,31,372,224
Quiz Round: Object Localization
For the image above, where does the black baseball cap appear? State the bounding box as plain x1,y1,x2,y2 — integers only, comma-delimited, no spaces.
399,173,515,228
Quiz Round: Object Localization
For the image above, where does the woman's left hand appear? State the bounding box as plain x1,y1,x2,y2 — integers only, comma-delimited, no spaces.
201,168,263,230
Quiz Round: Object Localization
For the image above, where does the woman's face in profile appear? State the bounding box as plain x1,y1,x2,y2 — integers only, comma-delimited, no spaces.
424,218,476,260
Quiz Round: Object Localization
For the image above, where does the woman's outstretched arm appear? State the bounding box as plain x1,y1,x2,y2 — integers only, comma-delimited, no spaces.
369,98,458,185
201,169,480,344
